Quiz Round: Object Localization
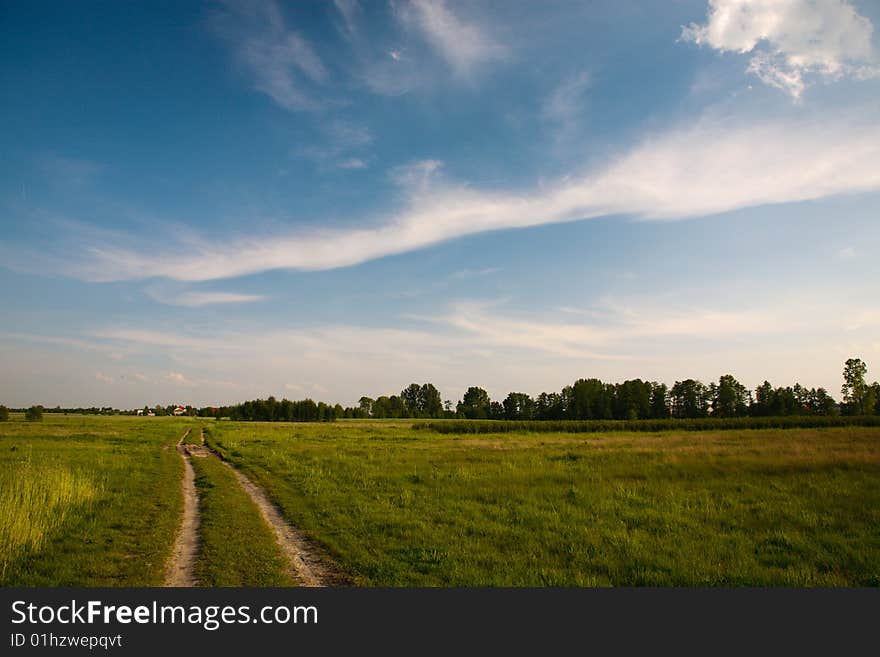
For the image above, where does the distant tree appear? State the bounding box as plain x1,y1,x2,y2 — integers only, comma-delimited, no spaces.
535,392,564,420
650,383,670,418
751,381,773,416
567,378,612,420
25,405,43,421
358,396,374,418
401,384,422,417
712,374,749,417
419,384,443,418
502,392,534,420
810,388,838,415
841,358,869,415
372,396,391,418
0,405,8,422
457,387,491,419
670,379,710,418
612,379,652,420
866,381,880,416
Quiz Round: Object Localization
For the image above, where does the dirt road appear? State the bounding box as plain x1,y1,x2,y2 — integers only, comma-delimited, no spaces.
165,426,345,587
163,429,200,587
219,459,345,586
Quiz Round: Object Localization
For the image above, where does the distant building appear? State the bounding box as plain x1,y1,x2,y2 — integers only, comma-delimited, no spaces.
172,405,187,416
136,409,144,416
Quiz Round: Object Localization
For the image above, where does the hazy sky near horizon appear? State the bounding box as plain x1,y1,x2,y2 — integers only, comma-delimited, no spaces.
2,0,880,408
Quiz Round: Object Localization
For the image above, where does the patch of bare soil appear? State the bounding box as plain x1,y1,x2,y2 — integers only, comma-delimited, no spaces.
164,429,200,587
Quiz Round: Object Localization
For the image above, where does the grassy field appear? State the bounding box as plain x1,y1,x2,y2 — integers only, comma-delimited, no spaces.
2,415,878,586
207,421,880,586
190,452,293,586
0,415,189,586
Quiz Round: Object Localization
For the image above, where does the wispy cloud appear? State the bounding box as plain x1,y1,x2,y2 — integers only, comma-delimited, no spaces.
333,0,361,38
33,101,880,282
448,267,500,281
395,0,506,78
144,287,266,307
413,298,804,359
165,371,192,386
212,0,329,110
681,0,879,99
338,158,367,170
542,72,590,133
294,120,374,170
17,290,877,404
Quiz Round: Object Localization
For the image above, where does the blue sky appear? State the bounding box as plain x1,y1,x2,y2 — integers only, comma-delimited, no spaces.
1,0,879,408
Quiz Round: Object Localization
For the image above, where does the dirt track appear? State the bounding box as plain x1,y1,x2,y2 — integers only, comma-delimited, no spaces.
164,429,200,587
219,459,345,586
167,427,345,586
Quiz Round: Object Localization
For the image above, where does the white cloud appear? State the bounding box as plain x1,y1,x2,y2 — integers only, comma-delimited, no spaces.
213,0,328,110
144,286,265,307
46,102,880,282
395,0,506,78
681,0,878,99
166,292,265,307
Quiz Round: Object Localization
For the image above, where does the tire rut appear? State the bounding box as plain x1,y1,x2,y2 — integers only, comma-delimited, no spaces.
164,429,200,587
201,429,347,587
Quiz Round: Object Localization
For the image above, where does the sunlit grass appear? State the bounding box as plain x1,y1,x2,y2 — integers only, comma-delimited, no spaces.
0,460,102,580
207,422,880,586
0,415,190,585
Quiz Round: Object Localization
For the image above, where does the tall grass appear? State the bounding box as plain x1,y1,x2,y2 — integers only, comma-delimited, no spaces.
0,460,102,580
0,416,191,586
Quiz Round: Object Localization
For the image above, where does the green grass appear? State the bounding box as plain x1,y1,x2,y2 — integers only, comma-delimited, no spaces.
206,421,880,586
190,451,293,586
0,461,102,581
183,427,203,445
0,416,191,586
2,416,878,586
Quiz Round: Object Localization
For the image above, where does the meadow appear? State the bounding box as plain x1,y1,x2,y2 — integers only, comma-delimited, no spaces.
0,415,188,585
207,420,880,586
1,415,879,586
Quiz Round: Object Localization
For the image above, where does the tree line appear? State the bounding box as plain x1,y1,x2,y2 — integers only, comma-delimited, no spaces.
343,357,880,421
2,358,877,424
